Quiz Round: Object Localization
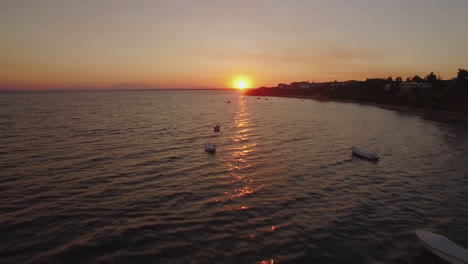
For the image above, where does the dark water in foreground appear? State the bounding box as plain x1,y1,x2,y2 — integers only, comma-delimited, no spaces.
1,90,467,264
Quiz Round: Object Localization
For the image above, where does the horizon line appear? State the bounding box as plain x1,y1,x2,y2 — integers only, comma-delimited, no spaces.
0,87,250,92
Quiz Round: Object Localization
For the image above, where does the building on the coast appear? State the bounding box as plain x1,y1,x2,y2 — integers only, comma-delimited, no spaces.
299,82,311,89
344,80,361,87
277,80,364,90
384,83,392,91
400,82,434,92
329,81,346,88
290,81,312,89
309,82,320,88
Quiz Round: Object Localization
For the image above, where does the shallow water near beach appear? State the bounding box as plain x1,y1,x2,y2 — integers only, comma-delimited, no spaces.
1,90,467,264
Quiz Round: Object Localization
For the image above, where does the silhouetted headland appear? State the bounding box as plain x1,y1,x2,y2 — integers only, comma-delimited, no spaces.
245,69,468,121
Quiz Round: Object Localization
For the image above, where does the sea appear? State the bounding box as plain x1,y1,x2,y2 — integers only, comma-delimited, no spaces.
1,89,467,264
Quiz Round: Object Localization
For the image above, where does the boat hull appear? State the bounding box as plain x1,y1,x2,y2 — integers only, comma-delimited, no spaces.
204,143,216,153
352,146,379,160
416,230,468,264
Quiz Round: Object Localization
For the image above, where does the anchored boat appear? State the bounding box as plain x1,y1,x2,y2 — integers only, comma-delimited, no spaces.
416,230,468,264
352,146,379,161
204,143,216,153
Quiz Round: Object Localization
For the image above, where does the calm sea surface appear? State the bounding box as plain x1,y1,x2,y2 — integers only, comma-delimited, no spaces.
1,90,467,264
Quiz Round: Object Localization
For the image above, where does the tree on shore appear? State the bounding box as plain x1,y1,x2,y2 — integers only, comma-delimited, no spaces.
454,69,468,91
425,72,438,83
456,69,468,82
411,75,424,82
395,77,403,83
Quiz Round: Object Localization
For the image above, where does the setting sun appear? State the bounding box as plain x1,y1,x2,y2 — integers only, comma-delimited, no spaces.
232,75,251,90
237,80,247,89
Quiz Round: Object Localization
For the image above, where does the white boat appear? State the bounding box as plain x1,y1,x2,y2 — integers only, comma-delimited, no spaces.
204,143,216,153
352,146,379,160
416,230,468,264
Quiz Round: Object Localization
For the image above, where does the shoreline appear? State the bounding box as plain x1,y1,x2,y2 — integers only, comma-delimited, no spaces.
246,94,468,123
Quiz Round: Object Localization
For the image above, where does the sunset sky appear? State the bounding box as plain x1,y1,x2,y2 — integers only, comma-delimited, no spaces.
1,0,467,89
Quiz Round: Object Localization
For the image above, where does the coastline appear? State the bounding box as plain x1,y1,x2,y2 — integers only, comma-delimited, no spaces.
245,93,468,123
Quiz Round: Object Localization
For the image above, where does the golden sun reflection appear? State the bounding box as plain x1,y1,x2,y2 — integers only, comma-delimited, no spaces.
234,186,253,198
219,97,261,213
225,205,250,211
227,164,253,172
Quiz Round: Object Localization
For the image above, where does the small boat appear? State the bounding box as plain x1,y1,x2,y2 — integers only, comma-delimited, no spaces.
204,143,216,153
352,146,379,160
227,101,231,103
416,230,468,264
213,125,220,132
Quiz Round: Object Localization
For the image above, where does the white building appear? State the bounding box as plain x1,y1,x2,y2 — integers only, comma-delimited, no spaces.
400,82,434,92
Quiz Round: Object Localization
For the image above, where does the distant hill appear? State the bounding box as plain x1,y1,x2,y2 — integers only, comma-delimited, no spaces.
109,83,159,90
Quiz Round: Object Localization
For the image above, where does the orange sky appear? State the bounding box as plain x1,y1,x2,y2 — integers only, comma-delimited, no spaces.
1,0,467,89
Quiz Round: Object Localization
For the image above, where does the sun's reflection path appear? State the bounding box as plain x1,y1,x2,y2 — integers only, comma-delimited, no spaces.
215,98,278,263
216,97,282,263
222,98,264,212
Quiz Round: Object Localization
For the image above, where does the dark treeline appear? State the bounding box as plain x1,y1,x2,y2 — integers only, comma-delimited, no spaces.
245,69,468,114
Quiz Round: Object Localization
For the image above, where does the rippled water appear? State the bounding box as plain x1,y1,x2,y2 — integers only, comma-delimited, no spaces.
1,90,467,264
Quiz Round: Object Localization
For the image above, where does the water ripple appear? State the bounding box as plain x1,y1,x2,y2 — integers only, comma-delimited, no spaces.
0,91,467,264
